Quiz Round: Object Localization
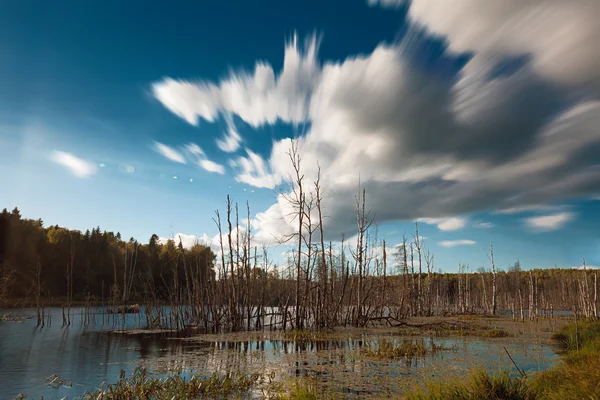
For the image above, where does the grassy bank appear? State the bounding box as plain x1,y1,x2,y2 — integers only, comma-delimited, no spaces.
405,319,600,400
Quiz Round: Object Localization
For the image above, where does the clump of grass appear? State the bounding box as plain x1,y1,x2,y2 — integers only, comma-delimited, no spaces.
405,369,537,400
531,347,600,399
395,321,511,339
531,320,600,399
480,328,511,338
550,319,600,351
265,378,340,400
283,329,344,342
363,339,428,359
84,367,262,399
404,319,600,400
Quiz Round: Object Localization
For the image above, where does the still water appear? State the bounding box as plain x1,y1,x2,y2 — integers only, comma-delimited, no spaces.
0,307,560,399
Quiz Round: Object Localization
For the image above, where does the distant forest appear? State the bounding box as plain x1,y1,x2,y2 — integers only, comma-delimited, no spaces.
0,207,216,303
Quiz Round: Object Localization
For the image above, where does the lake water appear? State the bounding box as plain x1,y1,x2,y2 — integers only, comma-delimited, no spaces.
0,307,561,399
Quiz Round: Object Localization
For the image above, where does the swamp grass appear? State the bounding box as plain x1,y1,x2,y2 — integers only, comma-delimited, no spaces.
83,368,265,399
403,319,600,400
362,339,429,359
394,320,511,339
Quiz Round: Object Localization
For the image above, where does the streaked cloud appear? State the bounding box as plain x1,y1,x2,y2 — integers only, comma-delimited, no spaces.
419,217,466,231
216,116,242,153
473,221,494,229
494,205,566,215
152,34,320,128
50,151,97,178
199,159,225,175
152,0,600,240
371,0,600,86
524,212,576,232
439,239,476,248
154,141,186,164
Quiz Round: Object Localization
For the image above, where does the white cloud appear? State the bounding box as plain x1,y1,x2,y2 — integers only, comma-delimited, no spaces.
50,151,97,178
152,2,600,241
374,0,600,87
152,34,320,128
199,159,225,174
494,204,566,215
159,233,214,250
185,143,204,156
419,217,466,231
473,221,494,229
155,142,226,175
216,115,242,153
573,265,600,270
524,212,576,232
154,141,186,164
233,148,283,189
439,239,476,248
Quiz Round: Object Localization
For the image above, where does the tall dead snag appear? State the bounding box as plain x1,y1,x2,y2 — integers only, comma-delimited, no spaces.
350,181,373,327
409,242,416,315
315,167,328,328
401,236,408,315
414,223,422,315
213,209,229,323
226,196,239,329
529,270,535,320
285,141,305,330
382,240,387,318
490,243,497,315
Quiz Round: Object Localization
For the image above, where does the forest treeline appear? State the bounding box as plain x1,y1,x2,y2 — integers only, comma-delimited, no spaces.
0,207,217,304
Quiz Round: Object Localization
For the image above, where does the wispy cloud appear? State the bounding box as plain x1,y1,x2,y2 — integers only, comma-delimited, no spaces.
573,265,600,270
185,143,204,156
216,116,242,153
50,151,97,178
152,2,600,241
183,142,226,175
524,212,575,231
439,239,476,248
473,221,494,229
495,205,565,215
152,34,320,127
154,141,186,163
419,217,466,231
233,148,282,189
199,159,225,174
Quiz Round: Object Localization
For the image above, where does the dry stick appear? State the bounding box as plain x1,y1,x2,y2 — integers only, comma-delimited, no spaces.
503,346,526,378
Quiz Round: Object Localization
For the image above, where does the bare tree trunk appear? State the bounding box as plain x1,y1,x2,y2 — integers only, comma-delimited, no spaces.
490,243,497,315
414,223,422,316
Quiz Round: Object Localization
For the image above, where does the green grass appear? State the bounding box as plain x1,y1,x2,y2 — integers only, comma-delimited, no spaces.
550,319,600,351
530,319,600,399
480,328,511,338
83,368,262,399
405,369,537,400
282,329,347,342
403,319,600,400
363,339,428,359
394,321,511,339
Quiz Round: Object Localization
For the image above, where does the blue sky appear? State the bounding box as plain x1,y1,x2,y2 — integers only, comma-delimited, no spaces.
1,0,599,271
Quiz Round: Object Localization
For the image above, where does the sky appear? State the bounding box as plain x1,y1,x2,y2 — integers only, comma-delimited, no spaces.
1,0,599,272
